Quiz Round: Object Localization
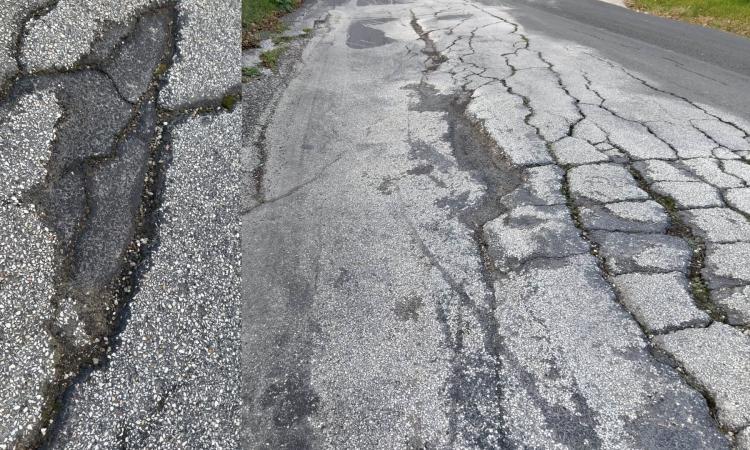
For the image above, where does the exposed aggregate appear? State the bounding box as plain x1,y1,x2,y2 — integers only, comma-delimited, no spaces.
0,0,240,446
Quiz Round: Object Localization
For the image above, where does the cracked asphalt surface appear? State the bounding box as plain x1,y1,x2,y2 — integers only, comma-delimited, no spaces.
1,0,240,448
2,0,750,447
244,0,750,448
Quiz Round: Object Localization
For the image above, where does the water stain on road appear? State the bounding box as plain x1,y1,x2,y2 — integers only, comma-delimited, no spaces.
346,19,395,49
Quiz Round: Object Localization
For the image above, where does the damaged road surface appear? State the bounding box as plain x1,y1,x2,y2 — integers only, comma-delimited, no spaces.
1,0,240,448
244,0,750,448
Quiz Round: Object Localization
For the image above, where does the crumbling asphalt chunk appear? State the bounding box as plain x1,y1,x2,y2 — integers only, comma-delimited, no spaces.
703,242,750,290
590,231,692,275
19,0,163,73
500,164,566,207
578,200,670,233
654,323,750,432
1,6,177,448
483,204,589,272
70,101,156,337
714,285,750,326
0,0,51,92
612,272,710,335
103,12,171,103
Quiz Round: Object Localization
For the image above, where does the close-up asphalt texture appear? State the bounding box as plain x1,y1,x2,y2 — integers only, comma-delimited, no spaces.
1,0,240,448
2,0,750,448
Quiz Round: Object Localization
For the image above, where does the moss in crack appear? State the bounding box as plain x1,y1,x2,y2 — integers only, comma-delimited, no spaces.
627,165,721,320
153,62,168,77
221,94,239,110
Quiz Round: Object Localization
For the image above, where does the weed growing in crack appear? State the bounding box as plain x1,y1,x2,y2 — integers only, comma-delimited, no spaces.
243,66,262,79
260,46,285,70
627,166,721,320
221,94,239,110
272,34,297,45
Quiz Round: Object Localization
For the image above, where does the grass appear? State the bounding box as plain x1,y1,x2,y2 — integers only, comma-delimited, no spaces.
242,0,301,48
259,47,285,70
628,0,750,37
243,66,262,78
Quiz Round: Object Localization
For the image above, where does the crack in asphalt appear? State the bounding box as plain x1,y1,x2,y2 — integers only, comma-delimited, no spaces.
1,3,242,447
410,11,526,447
413,1,750,443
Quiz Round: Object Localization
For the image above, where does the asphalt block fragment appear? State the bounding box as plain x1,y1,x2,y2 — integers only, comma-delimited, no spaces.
633,160,699,184
103,11,172,103
551,136,609,165
578,200,670,233
683,158,744,189
703,242,750,289
501,164,566,207
612,272,710,334
680,208,750,243
714,285,750,326
568,163,649,203
483,204,588,272
726,187,750,215
654,323,750,431
651,181,723,209
590,231,691,275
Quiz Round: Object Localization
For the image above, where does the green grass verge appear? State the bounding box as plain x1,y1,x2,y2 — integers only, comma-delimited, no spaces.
243,0,279,28
629,0,750,37
243,0,300,48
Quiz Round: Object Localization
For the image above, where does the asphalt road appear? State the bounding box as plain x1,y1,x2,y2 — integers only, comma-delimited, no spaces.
484,0,750,117
2,0,748,447
243,0,750,448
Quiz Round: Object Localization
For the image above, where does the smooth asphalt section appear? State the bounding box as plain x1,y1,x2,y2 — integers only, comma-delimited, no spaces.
482,0,750,118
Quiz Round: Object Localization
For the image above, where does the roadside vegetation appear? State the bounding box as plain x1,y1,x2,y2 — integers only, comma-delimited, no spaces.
243,0,302,48
628,0,750,37
243,66,262,78
259,47,285,69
